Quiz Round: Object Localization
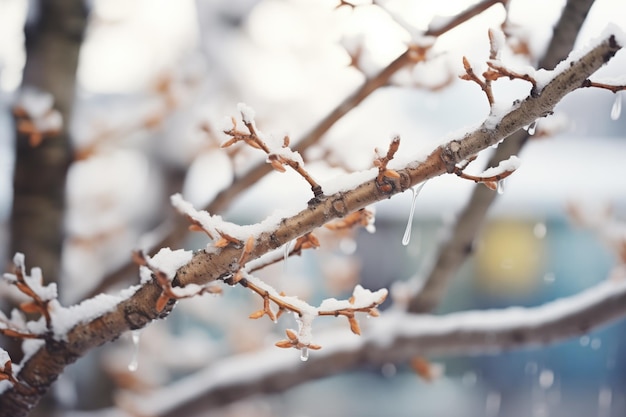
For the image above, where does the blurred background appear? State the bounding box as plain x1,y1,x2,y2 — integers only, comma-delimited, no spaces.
1,0,626,416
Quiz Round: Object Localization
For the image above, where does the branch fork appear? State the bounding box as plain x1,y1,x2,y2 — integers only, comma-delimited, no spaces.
374,136,402,193
222,104,324,202
133,251,222,313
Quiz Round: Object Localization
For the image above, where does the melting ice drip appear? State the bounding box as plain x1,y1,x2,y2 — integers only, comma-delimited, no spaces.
611,92,622,121
128,330,141,372
300,346,309,362
402,182,427,246
496,179,505,195
283,239,294,267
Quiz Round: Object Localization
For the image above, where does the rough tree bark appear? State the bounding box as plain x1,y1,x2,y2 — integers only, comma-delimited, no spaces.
10,0,86,286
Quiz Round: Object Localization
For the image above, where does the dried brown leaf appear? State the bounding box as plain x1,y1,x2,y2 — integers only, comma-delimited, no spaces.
348,316,361,335
275,340,293,349
483,181,497,191
155,293,170,313
249,310,265,319
410,356,435,382
19,302,41,314
285,329,298,341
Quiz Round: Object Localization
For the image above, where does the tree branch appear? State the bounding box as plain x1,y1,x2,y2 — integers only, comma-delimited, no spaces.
407,0,598,313
118,279,626,417
0,31,621,417
79,0,506,298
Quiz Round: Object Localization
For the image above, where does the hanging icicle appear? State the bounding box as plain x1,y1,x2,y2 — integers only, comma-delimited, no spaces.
402,182,427,246
128,330,141,372
610,92,622,121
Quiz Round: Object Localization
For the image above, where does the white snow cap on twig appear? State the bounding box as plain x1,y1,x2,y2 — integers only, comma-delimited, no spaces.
237,102,256,124
141,247,193,282
3,253,58,302
318,285,388,312
479,155,521,178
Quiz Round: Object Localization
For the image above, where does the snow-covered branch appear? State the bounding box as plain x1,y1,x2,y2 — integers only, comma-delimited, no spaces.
406,0,604,313
116,279,626,417
0,27,622,417
174,32,622,290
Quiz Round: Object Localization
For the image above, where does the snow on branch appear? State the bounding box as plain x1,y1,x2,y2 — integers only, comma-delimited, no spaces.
404,0,602,315
204,0,506,214
452,155,520,191
222,104,324,202
0,27,622,417
118,279,626,417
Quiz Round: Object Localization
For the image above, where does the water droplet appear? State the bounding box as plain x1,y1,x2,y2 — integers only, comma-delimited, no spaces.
533,222,547,239
611,93,622,121
591,338,602,350
283,240,293,266
539,369,554,389
598,386,612,410
496,179,505,195
527,121,537,135
580,335,590,346
485,391,501,417
402,182,427,246
533,403,549,417
300,347,309,362
339,237,357,255
381,363,397,378
462,371,478,386
128,330,141,372
525,361,538,375
543,272,555,284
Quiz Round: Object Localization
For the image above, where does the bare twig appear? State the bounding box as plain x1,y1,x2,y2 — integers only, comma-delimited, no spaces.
581,79,626,93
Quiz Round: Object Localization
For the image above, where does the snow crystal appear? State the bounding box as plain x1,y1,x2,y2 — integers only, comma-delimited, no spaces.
171,193,298,247
15,87,54,118
536,113,570,136
12,252,25,270
3,253,58,302
145,247,193,280
0,349,9,368
535,23,625,91
339,33,365,58
236,102,256,124
484,100,515,129
267,145,305,168
21,339,45,364
427,14,454,34
295,312,315,345
318,285,387,312
33,110,62,132
320,167,378,195
489,28,506,58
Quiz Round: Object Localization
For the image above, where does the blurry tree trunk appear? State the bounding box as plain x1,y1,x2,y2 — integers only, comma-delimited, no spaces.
10,0,86,284
8,0,87,415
